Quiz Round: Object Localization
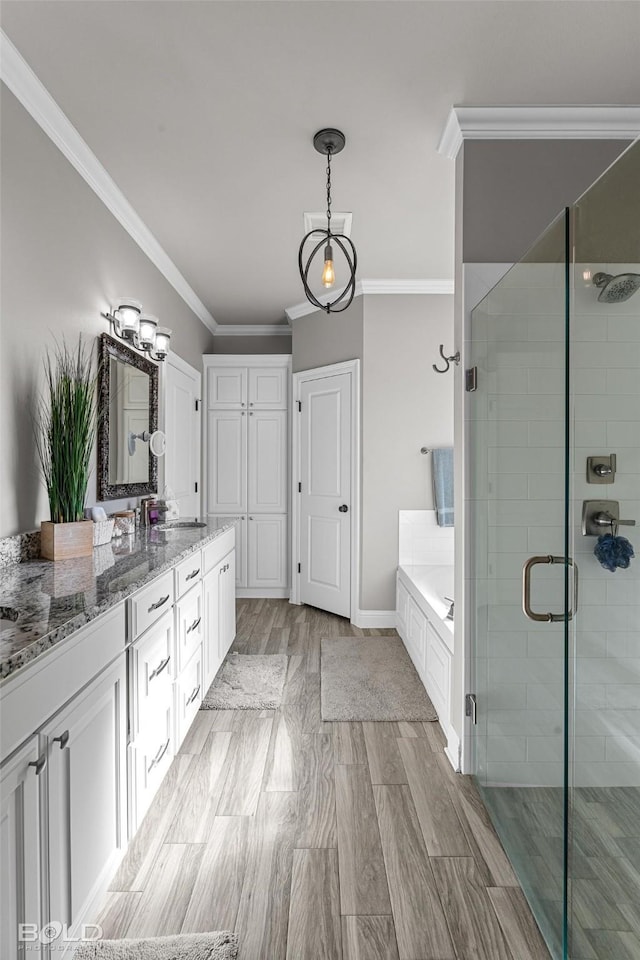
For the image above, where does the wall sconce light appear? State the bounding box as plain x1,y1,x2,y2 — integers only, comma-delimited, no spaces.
298,129,357,314
102,297,172,362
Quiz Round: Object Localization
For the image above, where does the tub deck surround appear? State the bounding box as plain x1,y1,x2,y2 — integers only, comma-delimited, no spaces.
0,522,234,681
398,563,455,642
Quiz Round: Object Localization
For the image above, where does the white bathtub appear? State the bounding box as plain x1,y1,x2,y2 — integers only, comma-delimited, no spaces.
396,562,458,768
398,564,454,641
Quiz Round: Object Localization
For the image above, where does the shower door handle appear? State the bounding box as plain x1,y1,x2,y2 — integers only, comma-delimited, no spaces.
522,555,578,623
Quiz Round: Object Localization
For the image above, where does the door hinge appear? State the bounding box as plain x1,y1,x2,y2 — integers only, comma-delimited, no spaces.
195,399,200,411
297,562,301,574
465,693,477,725
194,481,198,493
297,400,302,412
298,482,302,493
465,367,478,392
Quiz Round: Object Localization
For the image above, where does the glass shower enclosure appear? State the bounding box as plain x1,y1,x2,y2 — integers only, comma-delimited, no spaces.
469,140,640,960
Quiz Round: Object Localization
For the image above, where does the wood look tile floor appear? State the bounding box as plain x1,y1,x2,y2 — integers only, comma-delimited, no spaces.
97,599,552,960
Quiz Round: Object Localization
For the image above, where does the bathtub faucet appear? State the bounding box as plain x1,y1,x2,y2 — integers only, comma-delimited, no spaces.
444,597,454,621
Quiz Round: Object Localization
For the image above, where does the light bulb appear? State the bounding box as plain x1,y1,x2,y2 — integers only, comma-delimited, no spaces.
321,244,335,288
154,327,171,359
113,298,141,337
137,314,158,349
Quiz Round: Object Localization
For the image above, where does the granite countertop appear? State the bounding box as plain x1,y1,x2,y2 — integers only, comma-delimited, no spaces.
0,521,233,682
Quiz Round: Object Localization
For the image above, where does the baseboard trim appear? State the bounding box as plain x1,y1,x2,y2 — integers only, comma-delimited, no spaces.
352,609,397,629
444,728,461,772
236,587,290,599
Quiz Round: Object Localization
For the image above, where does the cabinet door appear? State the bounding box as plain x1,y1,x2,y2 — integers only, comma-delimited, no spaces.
247,410,287,514
218,551,237,660
247,515,288,589
207,367,247,408
207,410,247,513
46,656,126,936
202,568,221,690
207,516,246,587
248,366,287,409
406,597,427,675
129,702,173,834
1,738,44,960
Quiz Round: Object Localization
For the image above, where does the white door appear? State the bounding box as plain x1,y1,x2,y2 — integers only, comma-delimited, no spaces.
207,367,247,408
299,370,352,617
165,356,201,518
207,411,248,514
248,410,287,513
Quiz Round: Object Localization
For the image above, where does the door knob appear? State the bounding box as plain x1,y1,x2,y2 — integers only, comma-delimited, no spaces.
338,504,349,513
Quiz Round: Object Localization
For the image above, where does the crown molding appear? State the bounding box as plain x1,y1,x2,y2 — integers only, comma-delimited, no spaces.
437,105,640,160
285,278,454,321
214,324,291,337
0,30,217,333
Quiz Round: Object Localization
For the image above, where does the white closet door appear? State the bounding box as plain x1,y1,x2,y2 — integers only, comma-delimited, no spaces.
165,356,201,518
248,410,287,514
299,371,352,617
207,411,247,513
207,367,247,408
248,515,288,588
248,367,287,409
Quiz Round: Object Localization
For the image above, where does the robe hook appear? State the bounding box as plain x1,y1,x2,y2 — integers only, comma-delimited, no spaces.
433,344,460,374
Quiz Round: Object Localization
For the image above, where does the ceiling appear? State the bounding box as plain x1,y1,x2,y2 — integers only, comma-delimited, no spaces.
2,1,639,326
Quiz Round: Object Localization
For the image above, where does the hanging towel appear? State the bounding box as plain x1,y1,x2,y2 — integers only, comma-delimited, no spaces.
432,447,454,527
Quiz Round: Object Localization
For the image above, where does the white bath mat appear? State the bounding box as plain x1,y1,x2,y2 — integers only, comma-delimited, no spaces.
200,652,287,710
74,931,237,960
320,636,438,721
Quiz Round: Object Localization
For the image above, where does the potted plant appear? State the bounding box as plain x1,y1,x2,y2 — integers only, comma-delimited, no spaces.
36,336,97,560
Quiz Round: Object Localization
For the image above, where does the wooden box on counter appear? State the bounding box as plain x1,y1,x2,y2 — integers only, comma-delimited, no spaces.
40,519,94,561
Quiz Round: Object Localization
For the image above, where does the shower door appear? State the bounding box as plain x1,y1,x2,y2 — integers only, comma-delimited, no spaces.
470,139,640,960
469,209,572,960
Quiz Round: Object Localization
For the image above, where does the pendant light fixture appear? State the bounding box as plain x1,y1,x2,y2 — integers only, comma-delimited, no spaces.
298,129,357,314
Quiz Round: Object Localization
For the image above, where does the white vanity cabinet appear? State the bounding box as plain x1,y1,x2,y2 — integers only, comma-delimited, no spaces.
1,737,43,960
202,527,236,690
204,355,290,597
45,656,126,938
0,604,127,958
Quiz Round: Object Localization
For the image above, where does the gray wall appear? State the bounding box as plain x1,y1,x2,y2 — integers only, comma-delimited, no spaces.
211,335,291,355
291,293,454,613
291,299,364,373
361,294,454,610
0,86,215,537
462,139,630,263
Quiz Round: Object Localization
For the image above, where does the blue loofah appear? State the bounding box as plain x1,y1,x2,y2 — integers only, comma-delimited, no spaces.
594,534,635,572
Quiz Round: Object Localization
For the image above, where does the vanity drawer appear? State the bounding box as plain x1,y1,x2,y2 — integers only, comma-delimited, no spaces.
203,528,235,574
175,551,203,599
175,583,204,673
175,647,203,748
130,610,174,741
128,570,174,639
129,701,174,832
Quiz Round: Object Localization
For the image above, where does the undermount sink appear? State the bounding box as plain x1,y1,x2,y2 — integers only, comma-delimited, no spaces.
0,607,20,634
154,521,207,531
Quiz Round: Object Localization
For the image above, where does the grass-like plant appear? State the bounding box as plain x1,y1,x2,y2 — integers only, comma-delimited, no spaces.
36,336,98,524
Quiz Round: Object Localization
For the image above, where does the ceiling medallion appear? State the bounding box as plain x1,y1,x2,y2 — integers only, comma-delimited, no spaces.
298,128,357,314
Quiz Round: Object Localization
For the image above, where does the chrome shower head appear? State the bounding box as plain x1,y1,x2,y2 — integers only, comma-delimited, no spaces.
592,271,640,303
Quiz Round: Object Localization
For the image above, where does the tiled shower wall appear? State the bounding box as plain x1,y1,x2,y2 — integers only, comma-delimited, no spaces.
468,261,640,788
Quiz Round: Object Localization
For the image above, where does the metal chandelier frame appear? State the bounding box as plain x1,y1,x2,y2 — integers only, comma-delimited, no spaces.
298,128,357,314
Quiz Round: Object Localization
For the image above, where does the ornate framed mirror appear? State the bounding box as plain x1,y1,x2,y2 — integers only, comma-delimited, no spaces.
97,333,159,500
